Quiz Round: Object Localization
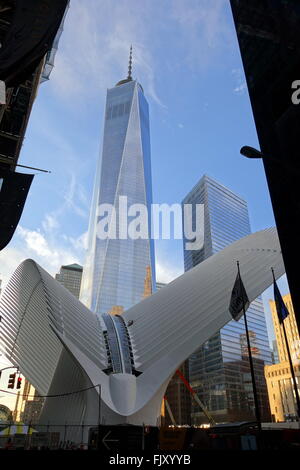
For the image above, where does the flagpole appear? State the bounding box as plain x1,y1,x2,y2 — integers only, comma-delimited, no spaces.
271,268,300,421
237,261,262,434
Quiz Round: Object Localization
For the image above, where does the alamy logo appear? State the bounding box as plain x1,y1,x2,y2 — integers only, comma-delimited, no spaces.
96,196,204,251
291,80,300,104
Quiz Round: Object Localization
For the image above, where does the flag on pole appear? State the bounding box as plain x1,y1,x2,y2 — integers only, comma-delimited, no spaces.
273,279,289,324
229,270,250,321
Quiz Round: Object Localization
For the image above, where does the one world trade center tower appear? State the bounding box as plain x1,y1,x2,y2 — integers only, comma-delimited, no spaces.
80,48,156,316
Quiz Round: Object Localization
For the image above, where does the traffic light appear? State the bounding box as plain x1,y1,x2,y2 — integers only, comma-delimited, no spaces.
8,373,16,389
16,377,22,389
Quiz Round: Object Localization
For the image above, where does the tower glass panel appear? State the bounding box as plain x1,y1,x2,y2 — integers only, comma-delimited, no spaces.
182,175,272,423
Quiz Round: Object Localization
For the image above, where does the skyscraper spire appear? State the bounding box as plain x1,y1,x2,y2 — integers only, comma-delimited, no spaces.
127,45,132,80
116,45,135,87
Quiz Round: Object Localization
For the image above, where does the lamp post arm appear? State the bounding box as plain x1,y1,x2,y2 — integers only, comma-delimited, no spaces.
240,145,300,175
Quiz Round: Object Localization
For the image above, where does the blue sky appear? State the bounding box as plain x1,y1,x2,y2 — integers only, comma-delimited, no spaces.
0,0,289,345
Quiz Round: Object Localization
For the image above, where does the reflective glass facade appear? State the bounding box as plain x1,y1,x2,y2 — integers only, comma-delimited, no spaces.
55,263,83,299
182,175,272,424
80,79,155,316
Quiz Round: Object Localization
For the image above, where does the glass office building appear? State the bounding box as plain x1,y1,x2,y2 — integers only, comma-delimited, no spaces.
55,263,83,299
80,63,155,316
182,175,272,424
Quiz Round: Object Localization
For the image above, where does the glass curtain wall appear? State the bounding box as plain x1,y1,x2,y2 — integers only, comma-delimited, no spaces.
182,175,272,424
80,79,155,316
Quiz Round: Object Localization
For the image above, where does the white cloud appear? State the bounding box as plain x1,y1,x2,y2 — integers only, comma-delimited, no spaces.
49,0,232,109
62,231,89,252
232,68,247,95
49,0,166,108
234,82,247,94
39,172,89,241
156,260,183,285
0,227,87,295
42,214,59,232
0,152,90,294
62,171,89,219
0,246,27,294
18,226,54,259
170,0,231,70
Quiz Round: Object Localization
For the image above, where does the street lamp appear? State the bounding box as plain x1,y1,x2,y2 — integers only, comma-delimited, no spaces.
240,146,265,160
240,145,299,176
